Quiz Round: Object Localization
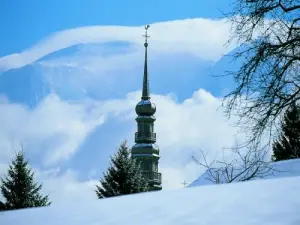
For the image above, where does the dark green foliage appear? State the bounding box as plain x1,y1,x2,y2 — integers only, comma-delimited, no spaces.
272,103,300,161
0,201,5,210
0,151,51,211
95,140,149,198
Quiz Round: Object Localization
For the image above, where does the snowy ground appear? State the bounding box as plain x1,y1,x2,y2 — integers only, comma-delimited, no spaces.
189,158,300,187
1,176,300,225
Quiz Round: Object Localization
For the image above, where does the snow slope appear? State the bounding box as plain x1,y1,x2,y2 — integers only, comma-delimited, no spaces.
189,158,300,187
1,176,300,225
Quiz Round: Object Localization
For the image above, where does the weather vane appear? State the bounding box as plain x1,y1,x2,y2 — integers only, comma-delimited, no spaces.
143,25,150,45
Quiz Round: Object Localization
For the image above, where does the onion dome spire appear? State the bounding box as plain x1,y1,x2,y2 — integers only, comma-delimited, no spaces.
131,25,162,191
135,25,156,116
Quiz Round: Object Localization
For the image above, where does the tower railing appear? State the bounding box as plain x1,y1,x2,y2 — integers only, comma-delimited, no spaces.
135,132,156,142
142,171,162,183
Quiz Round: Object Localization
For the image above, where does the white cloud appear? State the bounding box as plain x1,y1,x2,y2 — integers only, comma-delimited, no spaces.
0,94,104,166
0,18,237,72
35,168,98,204
152,89,245,186
0,88,245,203
55,88,245,198
155,89,238,151
82,89,245,188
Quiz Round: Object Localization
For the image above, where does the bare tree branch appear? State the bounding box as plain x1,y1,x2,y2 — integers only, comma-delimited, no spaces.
221,0,300,145
192,146,277,184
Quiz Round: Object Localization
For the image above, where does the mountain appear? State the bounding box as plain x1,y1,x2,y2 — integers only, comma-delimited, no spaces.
0,64,50,107
0,42,242,107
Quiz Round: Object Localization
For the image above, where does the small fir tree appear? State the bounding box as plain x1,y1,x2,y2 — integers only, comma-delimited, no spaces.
0,151,51,211
272,102,300,161
95,140,149,198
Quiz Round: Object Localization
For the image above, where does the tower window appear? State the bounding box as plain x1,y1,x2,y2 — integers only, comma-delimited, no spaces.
143,160,151,171
149,124,153,132
153,162,158,172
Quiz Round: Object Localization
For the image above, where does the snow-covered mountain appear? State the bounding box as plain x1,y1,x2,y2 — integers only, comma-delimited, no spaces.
0,62,55,107
0,42,241,107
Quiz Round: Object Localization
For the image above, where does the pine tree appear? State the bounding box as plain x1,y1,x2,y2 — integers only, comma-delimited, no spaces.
272,102,300,161
95,140,149,198
0,151,51,211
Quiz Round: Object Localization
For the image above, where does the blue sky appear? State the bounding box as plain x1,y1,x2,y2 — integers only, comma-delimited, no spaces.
0,0,233,56
0,0,245,203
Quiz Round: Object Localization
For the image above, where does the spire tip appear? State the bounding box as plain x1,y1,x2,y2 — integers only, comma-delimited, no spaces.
143,25,150,45
142,25,150,100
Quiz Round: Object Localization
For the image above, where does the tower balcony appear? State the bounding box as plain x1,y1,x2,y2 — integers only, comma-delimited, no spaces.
135,132,156,143
142,171,162,184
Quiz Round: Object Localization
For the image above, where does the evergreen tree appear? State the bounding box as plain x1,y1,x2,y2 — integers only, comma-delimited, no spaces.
95,140,149,198
0,201,5,211
0,151,51,211
272,102,300,161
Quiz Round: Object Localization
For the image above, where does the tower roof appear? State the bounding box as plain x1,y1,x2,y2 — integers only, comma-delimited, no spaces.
142,25,150,100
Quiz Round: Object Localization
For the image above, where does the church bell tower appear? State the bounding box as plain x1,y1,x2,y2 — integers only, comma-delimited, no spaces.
131,25,162,191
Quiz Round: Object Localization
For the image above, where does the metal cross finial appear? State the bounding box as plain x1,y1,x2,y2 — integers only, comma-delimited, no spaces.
143,25,150,44
182,180,188,188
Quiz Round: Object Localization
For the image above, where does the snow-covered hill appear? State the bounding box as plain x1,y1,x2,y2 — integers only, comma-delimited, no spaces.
1,176,300,225
189,158,300,187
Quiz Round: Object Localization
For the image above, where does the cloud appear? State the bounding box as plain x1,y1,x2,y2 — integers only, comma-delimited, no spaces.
0,18,237,72
152,89,245,186
0,94,104,166
0,88,245,203
58,88,245,195
83,89,245,188
35,168,98,204
0,95,104,203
